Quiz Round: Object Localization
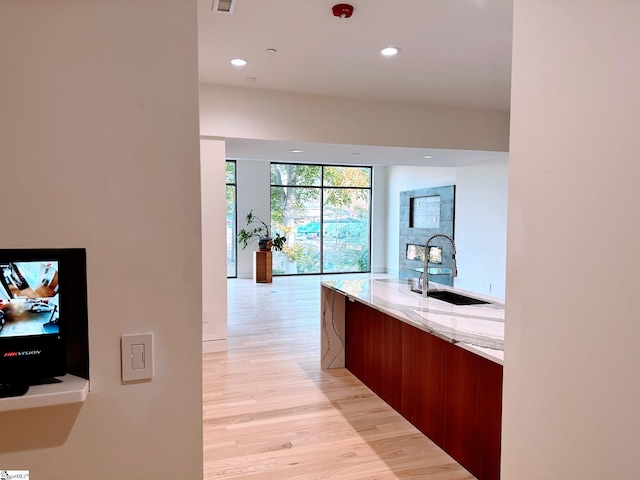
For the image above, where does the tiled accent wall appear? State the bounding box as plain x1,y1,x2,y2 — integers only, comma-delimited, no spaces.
399,185,455,286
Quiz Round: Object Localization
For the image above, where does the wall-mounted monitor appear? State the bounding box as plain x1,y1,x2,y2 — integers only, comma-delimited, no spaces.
0,248,88,397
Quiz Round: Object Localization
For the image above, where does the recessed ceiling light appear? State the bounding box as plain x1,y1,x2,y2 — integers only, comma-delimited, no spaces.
289,149,304,153
246,77,257,82
381,47,400,56
423,155,434,159
230,58,247,66
265,48,277,54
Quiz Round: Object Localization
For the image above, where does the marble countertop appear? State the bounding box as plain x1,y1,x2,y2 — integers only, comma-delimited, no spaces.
321,277,505,364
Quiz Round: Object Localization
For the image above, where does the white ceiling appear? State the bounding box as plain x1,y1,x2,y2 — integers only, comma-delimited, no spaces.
198,0,513,166
223,138,508,167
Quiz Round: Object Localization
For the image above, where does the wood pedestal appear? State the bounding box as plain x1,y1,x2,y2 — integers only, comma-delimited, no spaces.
253,251,272,283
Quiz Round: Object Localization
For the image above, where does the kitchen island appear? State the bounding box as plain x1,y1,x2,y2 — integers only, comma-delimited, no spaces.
320,277,505,480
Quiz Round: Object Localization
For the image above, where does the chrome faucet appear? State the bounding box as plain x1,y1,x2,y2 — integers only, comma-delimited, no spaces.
422,234,457,297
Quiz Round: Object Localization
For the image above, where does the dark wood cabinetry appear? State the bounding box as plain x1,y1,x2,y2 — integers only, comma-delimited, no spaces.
345,300,502,480
344,300,402,407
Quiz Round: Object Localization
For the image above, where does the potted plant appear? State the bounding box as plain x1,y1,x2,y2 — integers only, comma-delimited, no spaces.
237,210,286,252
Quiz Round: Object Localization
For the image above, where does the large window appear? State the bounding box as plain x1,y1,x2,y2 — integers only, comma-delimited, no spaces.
270,163,371,275
226,160,236,278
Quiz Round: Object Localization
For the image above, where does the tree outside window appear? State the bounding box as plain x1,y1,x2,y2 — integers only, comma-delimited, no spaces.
226,160,236,277
270,163,371,275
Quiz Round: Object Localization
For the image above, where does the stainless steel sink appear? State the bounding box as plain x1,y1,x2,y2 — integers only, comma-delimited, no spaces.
412,288,492,305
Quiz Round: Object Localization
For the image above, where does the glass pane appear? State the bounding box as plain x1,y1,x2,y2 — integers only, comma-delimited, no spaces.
406,244,425,262
225,160,235,184
270,186,321,275
322,189,370,273
322,166,371,187
271,163,321,186
226,185,236,277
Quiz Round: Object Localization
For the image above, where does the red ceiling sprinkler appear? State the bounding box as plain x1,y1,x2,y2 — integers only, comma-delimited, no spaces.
332,3,354,18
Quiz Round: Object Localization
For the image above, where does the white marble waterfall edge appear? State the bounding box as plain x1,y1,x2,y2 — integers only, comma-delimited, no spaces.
320,286,346,369
320,277,504,366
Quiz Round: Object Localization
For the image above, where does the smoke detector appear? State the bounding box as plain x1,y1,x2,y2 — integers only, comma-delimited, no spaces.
332,4,354,18
213,0,236,14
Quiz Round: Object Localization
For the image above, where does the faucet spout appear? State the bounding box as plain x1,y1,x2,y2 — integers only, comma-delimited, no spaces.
422,234,457,297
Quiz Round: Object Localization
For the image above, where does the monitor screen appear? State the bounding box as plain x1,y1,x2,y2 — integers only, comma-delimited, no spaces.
0,248,89,392
0,260,60,338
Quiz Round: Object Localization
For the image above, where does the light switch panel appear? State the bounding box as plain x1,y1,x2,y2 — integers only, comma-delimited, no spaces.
121,333,153,381
131,344,145,370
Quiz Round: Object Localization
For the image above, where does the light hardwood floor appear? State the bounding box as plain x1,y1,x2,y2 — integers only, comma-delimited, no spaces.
203,274,475,480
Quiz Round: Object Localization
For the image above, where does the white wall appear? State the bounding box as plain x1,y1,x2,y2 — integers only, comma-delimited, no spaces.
371,167,388,274
200,83,510,284
236,160,272,278
385,166,457,276
385,161,508,298
201,139,228,352
232,158,509,290
455,158,508,298
503,1,640,478
0,2,203,478
200,84,510,152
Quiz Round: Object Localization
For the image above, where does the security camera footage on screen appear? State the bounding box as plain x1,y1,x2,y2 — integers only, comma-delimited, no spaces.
0,261,59,337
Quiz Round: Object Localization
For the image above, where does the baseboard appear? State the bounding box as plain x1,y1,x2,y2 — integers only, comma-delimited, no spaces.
202,339,227,353
371,266,390,274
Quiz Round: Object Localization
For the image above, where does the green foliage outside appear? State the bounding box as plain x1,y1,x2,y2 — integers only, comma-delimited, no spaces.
226,161,235,217
270,164,371,274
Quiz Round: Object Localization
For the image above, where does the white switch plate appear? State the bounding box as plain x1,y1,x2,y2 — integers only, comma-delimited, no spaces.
121,333,153,382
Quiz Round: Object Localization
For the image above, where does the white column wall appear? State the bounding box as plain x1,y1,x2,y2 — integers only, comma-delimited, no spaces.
0,2,203,478
236,160,272,279
503,1,640,478
201,139,228,352
455,158,508,299
370,166,388,274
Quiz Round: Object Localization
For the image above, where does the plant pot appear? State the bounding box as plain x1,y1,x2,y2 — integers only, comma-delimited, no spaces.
258,237,273,251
